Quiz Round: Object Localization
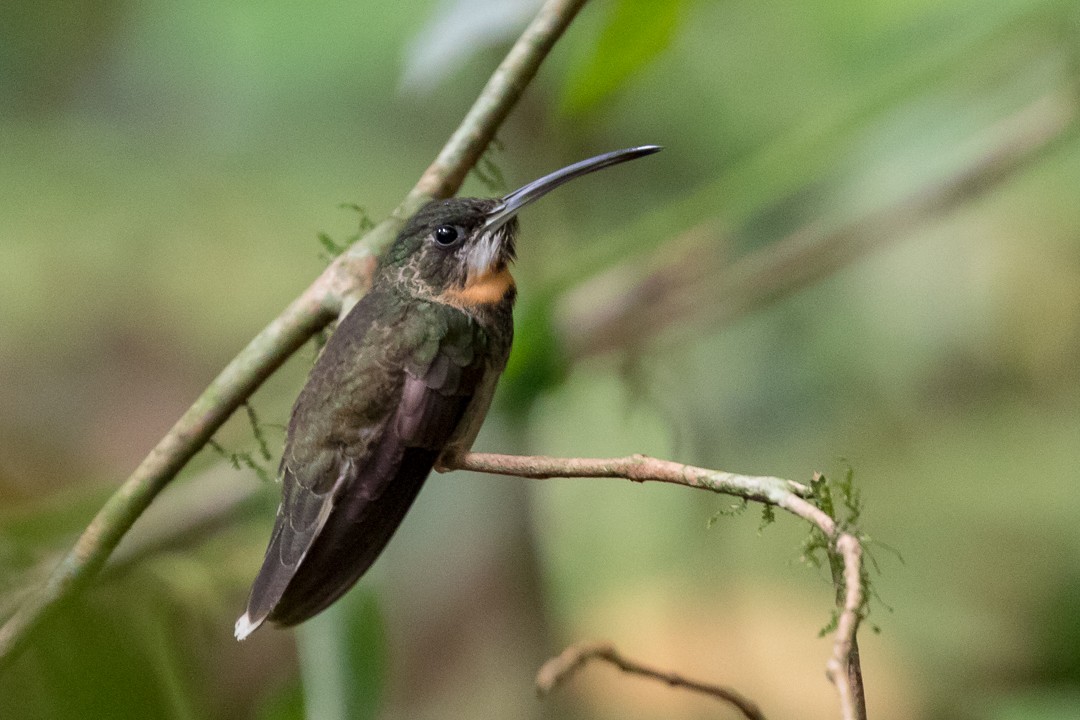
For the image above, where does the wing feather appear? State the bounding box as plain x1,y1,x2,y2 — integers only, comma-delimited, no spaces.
237,297,499,636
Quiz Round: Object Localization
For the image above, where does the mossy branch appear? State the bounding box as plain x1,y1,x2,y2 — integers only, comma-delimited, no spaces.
447,452,867,720
0,0,589,671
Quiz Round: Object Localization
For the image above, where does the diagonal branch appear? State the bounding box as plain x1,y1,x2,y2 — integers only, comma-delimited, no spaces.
448,452,866,720
561,90,1077,360
536,640,765,720
0,0,590,671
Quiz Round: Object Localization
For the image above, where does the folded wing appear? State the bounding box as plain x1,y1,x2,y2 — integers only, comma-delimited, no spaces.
236,299,490,638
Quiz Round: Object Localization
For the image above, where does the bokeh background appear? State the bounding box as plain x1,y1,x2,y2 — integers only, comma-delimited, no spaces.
3,0,1080,718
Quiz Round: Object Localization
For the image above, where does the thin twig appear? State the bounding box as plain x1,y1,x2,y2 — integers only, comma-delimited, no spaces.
536,640,765,720
448,452,865,720
0,0,589,671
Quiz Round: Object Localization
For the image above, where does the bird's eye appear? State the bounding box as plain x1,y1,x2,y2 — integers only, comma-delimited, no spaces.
433,225,461,246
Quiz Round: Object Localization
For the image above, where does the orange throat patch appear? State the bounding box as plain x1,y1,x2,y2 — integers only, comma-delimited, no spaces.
439,267,515,308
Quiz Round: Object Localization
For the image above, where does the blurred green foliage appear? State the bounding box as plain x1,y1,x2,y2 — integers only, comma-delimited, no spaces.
561,0,686,116
2,0,1080,719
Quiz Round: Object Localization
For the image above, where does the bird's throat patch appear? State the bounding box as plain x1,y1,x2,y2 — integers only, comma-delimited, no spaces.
439,267,515,307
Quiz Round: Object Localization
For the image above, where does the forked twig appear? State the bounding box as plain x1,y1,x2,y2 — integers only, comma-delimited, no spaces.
536,640,765,720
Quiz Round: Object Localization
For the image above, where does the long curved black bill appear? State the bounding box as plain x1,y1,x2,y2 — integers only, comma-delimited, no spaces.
484,145,662,230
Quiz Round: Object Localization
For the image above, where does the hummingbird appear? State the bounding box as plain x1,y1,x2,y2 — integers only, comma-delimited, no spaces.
234,145,661,640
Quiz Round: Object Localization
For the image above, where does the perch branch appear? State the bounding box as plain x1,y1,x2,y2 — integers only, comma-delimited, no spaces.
449,452,865,720
535,639,765,720
0,0,589,671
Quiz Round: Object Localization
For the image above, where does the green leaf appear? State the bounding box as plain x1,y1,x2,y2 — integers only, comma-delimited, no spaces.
0,594,190,720
497,298,569,420
295,589,387,720
562,0,685,116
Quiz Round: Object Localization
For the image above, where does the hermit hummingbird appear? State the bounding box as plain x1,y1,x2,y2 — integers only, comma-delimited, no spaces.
235,145,661,640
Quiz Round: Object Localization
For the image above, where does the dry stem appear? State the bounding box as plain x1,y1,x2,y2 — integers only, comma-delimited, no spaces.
536,640,765,720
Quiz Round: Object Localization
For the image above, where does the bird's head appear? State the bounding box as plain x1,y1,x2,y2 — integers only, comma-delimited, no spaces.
382,145,661,308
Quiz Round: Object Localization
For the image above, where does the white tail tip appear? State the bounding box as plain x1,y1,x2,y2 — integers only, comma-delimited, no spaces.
234,612,262,641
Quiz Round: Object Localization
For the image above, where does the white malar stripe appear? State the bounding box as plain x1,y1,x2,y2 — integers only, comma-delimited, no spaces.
466,228,504,277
